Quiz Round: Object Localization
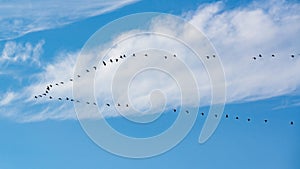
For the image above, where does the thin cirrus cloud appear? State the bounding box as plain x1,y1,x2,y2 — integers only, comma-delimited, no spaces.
1,0,300,122
0,0,139,41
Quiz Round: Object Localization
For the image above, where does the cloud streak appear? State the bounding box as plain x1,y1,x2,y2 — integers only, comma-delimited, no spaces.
0,0,139,41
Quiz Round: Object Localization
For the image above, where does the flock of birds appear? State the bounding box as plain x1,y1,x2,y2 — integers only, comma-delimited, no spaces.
34,52,298,126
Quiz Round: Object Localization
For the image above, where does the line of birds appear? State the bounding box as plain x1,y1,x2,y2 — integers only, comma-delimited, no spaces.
252,54,297,60
34,52,297,126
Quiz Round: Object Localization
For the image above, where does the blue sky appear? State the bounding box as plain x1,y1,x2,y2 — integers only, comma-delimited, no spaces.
0,0,300,168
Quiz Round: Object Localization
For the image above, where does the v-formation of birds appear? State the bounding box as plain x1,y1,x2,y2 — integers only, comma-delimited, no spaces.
34,52,297,126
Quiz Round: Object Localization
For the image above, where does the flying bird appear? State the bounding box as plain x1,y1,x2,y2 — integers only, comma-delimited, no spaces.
264,119,268,123
115,58,118,62
164,56,167,59
247,118,251,122
49,96,52,99
291,121,294,125
126,104,129,107
77,75,80,78
132,53,135,57
173,109,176,112
86,102,90,104
46,86,50,91
259,54,262,57
212,55,216,58
117,103,120,106
60,82,64,84
253,57,257,60
34,96,38,99
93,102,97,105
120,55,123,59
291,54,295,58
186,110,189,114
86,69,90,72
50,84,53,87
106,103,110,106
225,114,228,118
66,97,69,100
70,79,73,81
110,59,113,63
206,56,209,59
145,54,148,56
123,54,126,58
201,112,204,116
272,54,275,57
214,114,218,118
173,54,176,57
93,66,97,70
103,61,107,66
58,98,62,100
236,116,239,120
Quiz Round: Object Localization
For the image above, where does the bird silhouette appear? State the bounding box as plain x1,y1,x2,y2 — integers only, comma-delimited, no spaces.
110,59,113,63
264,119,268,123
145,54,148,56
253,57,257,60
291,121,294,125
126,104,129,107
272,54,275,57
43,93,46,96
120,55,123,59
247,118,251,122
173,54,176,57
86,102,90,104
49,96,52,99
70,99,74,101
60,82,64,84
186,110,189,114
58,98,62,100
132,53,135,57
77,75,80,78
215,114,218,118
201,112,204,116
225,114,229,118
117,103,120,106
206,56,209,59
115,58,118,62
291,55,295,58
123,54,126,58
173,109,176,112
212,55,216,58
39,95,42,97
34,96,38,99
86,69,90,72
93,102,97,105
106,103,110,106
259,54,262,57
50,84,53,88
93,66,97,70
45,91,48,94
55,83,59,86
66,97,69,100
236,116,239,120
70,79,73,81
46,86,50,91
164,56,167,59
103,61,106,66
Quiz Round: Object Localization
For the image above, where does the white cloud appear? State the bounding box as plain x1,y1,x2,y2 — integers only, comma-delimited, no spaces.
0,40,45,66
1,0,300,122
0,92,16,106
0,0,139,41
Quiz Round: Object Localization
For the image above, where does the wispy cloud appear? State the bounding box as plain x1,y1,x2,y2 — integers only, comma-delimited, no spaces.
0,0,139,41
1,0,300,122
0,40,45,66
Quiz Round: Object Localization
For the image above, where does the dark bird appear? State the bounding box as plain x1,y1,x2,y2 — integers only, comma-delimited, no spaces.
70,99,74,101
117,103,120,106
291,54,295,58
120,55,123,59
236,116,239,120
58,98,62,100
49,96,52,99
66,97,69,100
60,82,64,84
201,112,204,116
225,114,228,118
173,54,176,57
70,79,73,81
50,84,53,87
93,66,97,70
106,103,110,106
115,58,118,62
253,57,257,60
291,121,294,125
110,59,113,63
173,109,176,112
43,93,46,96
259,54,262,57
77,75,81,78
212,55,216,58
103,61,106,66
264,119,268,123
46,86,50,91
39,95,42,97
93,102,97,105
145,54,148,56
126,104,129,107
46,91,48,94
206,56,209,59
56,83,59,86
247,118,251,122
164,56,167,59
132,53,135,57
34,96,38,99
214,114,218,118
186,110,189,114
272,54,275,57
86,69,90,72
123,54,126,58
76,100,80,103
86,102,90,104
